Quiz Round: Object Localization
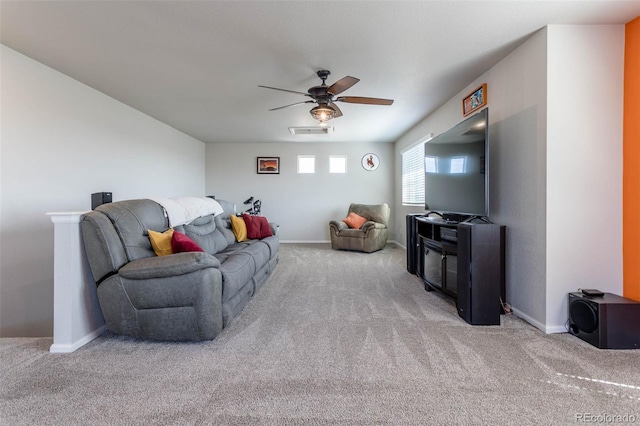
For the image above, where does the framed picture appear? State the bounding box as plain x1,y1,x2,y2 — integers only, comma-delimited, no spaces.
462,83,487,116
257,157,280,174
361,153,380,171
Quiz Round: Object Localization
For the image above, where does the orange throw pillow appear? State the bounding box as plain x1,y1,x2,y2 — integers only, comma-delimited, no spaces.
343,212,368,229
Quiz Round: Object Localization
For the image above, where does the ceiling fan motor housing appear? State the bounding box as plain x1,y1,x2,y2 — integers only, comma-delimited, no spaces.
307,86,332,102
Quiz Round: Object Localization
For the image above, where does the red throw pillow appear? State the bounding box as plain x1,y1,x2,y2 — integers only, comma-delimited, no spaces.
257,216,273,238
242,214,262,239
343,212,368,229
171,230,204,253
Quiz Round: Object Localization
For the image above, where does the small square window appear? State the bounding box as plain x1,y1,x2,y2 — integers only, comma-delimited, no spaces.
424,156,437,173
297,155,315,173
451,156,466,174
329,155,347,173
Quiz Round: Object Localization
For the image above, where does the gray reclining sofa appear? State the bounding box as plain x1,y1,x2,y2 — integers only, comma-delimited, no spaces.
81,198,278,341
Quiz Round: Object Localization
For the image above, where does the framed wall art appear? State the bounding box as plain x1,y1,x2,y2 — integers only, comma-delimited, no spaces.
361,153,379,171
462,83,487,116
257,157,280,174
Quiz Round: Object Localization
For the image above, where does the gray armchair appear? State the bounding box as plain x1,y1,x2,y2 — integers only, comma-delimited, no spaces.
329,203,390,253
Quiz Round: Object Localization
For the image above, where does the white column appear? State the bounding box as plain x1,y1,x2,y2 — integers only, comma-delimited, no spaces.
47,212,106,353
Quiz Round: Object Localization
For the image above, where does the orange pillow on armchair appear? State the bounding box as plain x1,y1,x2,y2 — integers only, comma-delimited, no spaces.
342,212,368,229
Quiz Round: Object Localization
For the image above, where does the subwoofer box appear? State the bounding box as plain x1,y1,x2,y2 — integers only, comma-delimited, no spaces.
568,292,640,349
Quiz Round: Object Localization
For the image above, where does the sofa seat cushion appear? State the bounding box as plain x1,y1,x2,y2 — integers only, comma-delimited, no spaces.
214,251,257,302
259,235,279,259
238,240,270,270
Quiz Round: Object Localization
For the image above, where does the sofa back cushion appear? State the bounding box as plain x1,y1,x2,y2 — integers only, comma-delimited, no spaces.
95,199,169,261
212,199,239,246
178,215,228,255
81,210,130,284
348,203,390,226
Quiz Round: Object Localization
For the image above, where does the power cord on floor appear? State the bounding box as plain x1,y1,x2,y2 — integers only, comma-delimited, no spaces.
500,297,513,315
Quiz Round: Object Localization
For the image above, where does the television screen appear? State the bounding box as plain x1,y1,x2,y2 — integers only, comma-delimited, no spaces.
424,108,488,217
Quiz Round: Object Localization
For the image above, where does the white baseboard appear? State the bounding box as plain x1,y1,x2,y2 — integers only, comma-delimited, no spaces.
510,307,567,334
49,325,107,353
280,240,331,244
545,324,569,334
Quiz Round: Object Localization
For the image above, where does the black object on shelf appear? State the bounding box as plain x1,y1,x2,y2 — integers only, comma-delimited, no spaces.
581,288,604,297
91,192,112,210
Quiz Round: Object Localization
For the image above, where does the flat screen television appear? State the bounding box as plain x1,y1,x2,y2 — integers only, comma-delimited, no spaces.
424,108,488,219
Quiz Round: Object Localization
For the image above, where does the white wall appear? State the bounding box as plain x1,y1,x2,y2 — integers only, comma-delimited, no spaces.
394,25,624,333
545,25,624,331
205,142,395,242
0,46,206,337
483,29,549,331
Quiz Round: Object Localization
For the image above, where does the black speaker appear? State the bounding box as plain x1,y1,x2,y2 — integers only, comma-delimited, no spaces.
406,214,423,274
568,292,640,349
456,223,505,325
91,192,112,210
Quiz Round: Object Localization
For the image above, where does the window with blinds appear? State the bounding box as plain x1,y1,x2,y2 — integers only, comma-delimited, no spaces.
402,141,426,205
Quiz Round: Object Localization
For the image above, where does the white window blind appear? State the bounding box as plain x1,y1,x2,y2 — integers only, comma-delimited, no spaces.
402,141,426,205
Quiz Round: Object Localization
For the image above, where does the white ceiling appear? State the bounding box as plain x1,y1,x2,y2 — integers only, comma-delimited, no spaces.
2,1,639,144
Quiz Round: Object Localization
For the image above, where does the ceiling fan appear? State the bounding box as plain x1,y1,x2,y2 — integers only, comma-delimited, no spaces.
259,70,394,124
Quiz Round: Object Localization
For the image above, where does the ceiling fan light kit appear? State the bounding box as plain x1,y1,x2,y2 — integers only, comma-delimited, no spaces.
259,69,394,125
310,104,335,122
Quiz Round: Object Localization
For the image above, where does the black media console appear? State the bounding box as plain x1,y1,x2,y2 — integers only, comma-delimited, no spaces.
406,214,506,325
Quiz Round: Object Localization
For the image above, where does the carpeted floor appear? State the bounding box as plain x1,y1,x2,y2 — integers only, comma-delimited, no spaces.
1,243,639,425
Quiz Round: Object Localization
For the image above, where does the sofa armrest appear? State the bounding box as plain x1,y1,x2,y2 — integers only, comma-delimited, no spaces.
329,220,348,232
361,221,386,233
99,263,223,341
119,252,220,280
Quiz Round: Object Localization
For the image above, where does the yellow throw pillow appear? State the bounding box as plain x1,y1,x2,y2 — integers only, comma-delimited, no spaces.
229,214,249,242
148,228,174,256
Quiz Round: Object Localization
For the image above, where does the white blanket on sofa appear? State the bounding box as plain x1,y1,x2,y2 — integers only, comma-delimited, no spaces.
150,197,224,227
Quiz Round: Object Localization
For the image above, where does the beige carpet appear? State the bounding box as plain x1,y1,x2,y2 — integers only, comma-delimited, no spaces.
2,243,639,425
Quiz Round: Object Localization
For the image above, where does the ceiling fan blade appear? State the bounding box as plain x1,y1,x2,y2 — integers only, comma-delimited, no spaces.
269,100,314,111
327,76,359,95
329,103,343,118
258,85,310,97
335,96,394,105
